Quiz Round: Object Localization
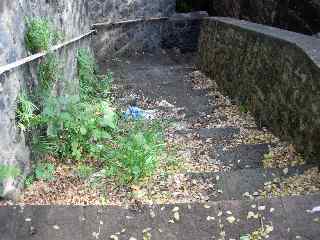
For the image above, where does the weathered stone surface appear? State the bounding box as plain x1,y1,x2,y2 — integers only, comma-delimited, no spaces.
0,0,93,199
1,195,320,239
177,0,320,35
217,144,269,169
93,14,204,60
199,17,320,164
89,0,176,23
0,0,91,66
198,127,240,139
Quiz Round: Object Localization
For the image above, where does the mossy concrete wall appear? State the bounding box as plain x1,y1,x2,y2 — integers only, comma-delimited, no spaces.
89,0,176,23
198,17,320,163
0,0,92,199
93,14,206,61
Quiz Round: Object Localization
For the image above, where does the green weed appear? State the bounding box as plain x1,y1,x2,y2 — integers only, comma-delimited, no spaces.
38,95,117,160
77,49,112,101
76,164,94,179
103,120,165,184
35,162,55,181
38,53,60,94
16,91,39,132
24,175,35,187
25,17,62,53
0,165,21,181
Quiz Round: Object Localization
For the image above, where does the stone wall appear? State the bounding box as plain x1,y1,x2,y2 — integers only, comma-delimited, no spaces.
176,0,320,36
93,14,206,61
0,36,92,199
0,0,91,66
89,0,176,23
198,17,320,163
0,0,93,199
94,20,165,61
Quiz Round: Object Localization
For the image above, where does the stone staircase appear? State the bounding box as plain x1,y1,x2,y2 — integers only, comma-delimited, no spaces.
1,51,320,240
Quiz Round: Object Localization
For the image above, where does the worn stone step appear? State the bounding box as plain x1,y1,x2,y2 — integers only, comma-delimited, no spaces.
175,127,240,141
189,165,316,202
198,127,240,140
1,194,320,240
216,143,270,169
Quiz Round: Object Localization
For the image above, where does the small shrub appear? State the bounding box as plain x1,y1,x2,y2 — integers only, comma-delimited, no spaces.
103,120,165,184
25,17,62,54
76,164,94,179
16,91,38,132
35,162,55,182
38,95,117,160
24,175,35,187
0,165,21,181
38,53,60,94
77,49,113,101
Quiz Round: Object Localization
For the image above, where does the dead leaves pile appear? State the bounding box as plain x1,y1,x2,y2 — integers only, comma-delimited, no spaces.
21,165,102,205
257,168,320,198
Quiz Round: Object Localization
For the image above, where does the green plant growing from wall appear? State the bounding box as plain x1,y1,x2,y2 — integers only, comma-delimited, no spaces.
25,17,62,54
0,165,21,181
176,0,193,12
16,91,39,132
38,53,60,95
77,49,113,101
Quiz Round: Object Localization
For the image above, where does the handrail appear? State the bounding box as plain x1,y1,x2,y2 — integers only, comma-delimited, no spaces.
92,17,169,28
0,17,174,75
0,30,96,75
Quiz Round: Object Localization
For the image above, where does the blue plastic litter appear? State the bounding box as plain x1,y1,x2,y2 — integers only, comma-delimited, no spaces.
124,106,145,119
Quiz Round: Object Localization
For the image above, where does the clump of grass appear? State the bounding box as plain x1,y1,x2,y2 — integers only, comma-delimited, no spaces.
0,165,21,181
103,120,165,185
25,17,62,54
35,162,55,182
76,164,94,179
16,91,38,132
77,49,113,101
38,53,60,94
36,95,117,161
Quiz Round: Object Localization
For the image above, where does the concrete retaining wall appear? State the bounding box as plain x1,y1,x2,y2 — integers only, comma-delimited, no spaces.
198,17,320,163
93,14,206,60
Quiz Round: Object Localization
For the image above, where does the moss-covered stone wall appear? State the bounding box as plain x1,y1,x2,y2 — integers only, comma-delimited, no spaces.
199,17,320,163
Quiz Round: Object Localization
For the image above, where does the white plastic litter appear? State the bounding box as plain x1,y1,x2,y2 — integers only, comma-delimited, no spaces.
309,206,320,213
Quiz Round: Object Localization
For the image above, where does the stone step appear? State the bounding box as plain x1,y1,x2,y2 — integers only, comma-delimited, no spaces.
1,194,319,240
216,143,270,170
198,127,240,140
175,127,240,140
188,165,316,201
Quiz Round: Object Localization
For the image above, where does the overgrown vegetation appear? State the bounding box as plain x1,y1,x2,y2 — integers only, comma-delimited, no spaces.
35,96,117,160
77,49,113,101
16,91,38,132
18,20,168,190
25,17,62,54
38,53,61,94
104,120,165,184
0,165,21,181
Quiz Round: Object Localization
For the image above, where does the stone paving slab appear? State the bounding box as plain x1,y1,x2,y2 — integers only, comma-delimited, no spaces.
187,165,315,202
1,194,319,240
217,143,270,169
198,127,240,140
103,53,213,118
283,194,320,240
